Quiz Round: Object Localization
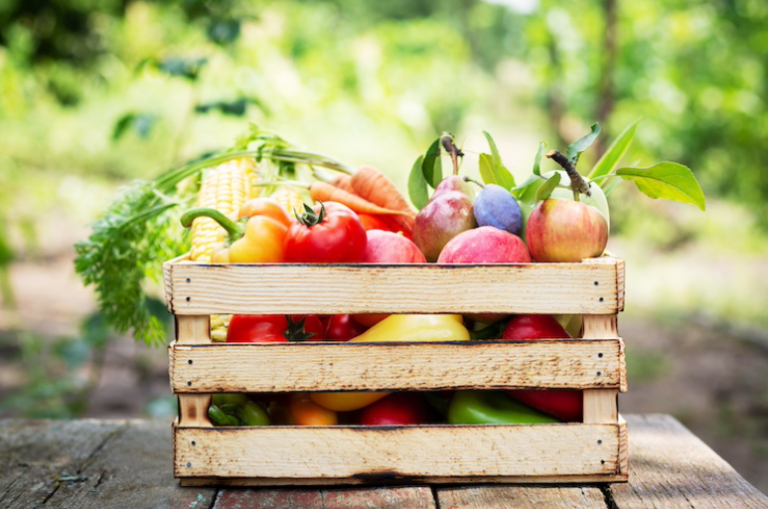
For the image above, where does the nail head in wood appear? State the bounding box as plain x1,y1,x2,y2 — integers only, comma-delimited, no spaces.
186,297,191,302
188,359,193,364
186,278,191,283
187,381,192,386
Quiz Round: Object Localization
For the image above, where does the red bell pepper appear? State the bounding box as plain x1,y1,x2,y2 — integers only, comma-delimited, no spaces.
502,314,583,422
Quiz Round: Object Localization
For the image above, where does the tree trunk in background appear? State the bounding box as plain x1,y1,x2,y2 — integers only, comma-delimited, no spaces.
594,0,617,157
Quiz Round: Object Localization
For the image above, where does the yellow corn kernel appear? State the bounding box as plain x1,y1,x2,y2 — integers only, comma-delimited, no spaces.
189,159,259,262
270,187,306,216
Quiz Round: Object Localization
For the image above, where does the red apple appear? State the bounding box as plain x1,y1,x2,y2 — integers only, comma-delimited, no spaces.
362,230,426,263
437,226,531,264
525,199,608,263
355,230,426,328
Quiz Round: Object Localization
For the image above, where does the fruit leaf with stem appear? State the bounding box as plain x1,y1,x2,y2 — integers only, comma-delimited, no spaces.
566,122,601,164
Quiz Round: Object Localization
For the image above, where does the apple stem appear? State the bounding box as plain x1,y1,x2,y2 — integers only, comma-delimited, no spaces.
441,133,464,176
546,150,591,199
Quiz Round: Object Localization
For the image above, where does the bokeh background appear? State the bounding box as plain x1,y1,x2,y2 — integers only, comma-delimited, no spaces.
1,0,767,491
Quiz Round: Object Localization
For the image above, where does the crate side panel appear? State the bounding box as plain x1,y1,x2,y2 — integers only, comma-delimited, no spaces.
168,263,619,315
175,424,621,479
171,340,623,392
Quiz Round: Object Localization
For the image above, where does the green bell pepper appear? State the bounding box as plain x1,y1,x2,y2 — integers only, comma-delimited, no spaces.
447,391,559,425
208,400,271,426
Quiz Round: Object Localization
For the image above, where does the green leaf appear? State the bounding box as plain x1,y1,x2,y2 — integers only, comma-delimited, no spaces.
589,118,640,181
422,139,442,189
532,141,546,176
408,156,429,210
566,123,601,163
615,162,706,210
482,130,502,171
536,173,561,202
479,153,516,190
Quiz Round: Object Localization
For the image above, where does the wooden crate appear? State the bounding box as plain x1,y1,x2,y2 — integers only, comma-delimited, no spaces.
163,256,628,486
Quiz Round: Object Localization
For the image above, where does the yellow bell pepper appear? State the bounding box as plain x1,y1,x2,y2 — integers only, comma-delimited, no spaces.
310,315,470,411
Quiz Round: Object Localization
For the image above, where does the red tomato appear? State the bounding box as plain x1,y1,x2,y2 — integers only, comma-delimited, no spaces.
324,315,368,341
226,315,325,343
285,202,367,263
360,393,428,426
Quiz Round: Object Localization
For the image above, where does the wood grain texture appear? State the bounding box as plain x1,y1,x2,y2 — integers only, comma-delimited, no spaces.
174,424,622,480
176,316,212,428
164,261,622,315
212,487,436,509
0,419,125,509
437,485,607,508
42,420,217,509
611,415,768,508
170,340,625,393
583,390,619,424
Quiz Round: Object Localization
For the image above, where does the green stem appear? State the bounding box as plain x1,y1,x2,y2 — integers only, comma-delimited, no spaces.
180,208,244,240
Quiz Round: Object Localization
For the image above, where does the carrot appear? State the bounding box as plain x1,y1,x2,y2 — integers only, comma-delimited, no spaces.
351,166,416,233
309,182,410,216
351,166,416,217
330,174,355,193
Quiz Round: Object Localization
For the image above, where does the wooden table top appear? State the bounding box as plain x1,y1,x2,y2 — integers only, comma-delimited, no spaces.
1,414,766,509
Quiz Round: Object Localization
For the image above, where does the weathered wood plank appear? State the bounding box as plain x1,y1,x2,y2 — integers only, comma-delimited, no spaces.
180,473,628,487
610,414,768,508
212,486,436,509
176,315,212,428
164,262,621,315
42,419,217,509
437,485,607,508
0,419,125,509
171,339,624,393
175,424,621,480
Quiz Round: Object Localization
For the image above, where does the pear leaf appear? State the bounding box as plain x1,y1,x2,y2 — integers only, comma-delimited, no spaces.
535,173,562,202
615,162,706,210
479,153,516,190
566,123,601,164
589,118,640,181
422,138,442,189
408,156,429,210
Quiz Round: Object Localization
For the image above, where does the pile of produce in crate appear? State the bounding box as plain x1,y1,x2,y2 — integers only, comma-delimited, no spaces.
76,121,705,431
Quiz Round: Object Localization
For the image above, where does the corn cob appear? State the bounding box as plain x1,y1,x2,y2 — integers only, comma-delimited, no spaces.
270,187,307,216
189,158,258,262
189,158,257,341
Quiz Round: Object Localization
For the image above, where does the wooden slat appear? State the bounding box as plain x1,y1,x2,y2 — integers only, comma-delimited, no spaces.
164,262,621,315
181,473,628,487
177,316,212,428
611,415,768,508
171,339,624,393
582,311,621,428
174,424,622,480
436,485,608,508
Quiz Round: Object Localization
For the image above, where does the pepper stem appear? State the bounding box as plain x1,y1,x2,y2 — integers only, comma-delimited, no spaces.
180,207,245,242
